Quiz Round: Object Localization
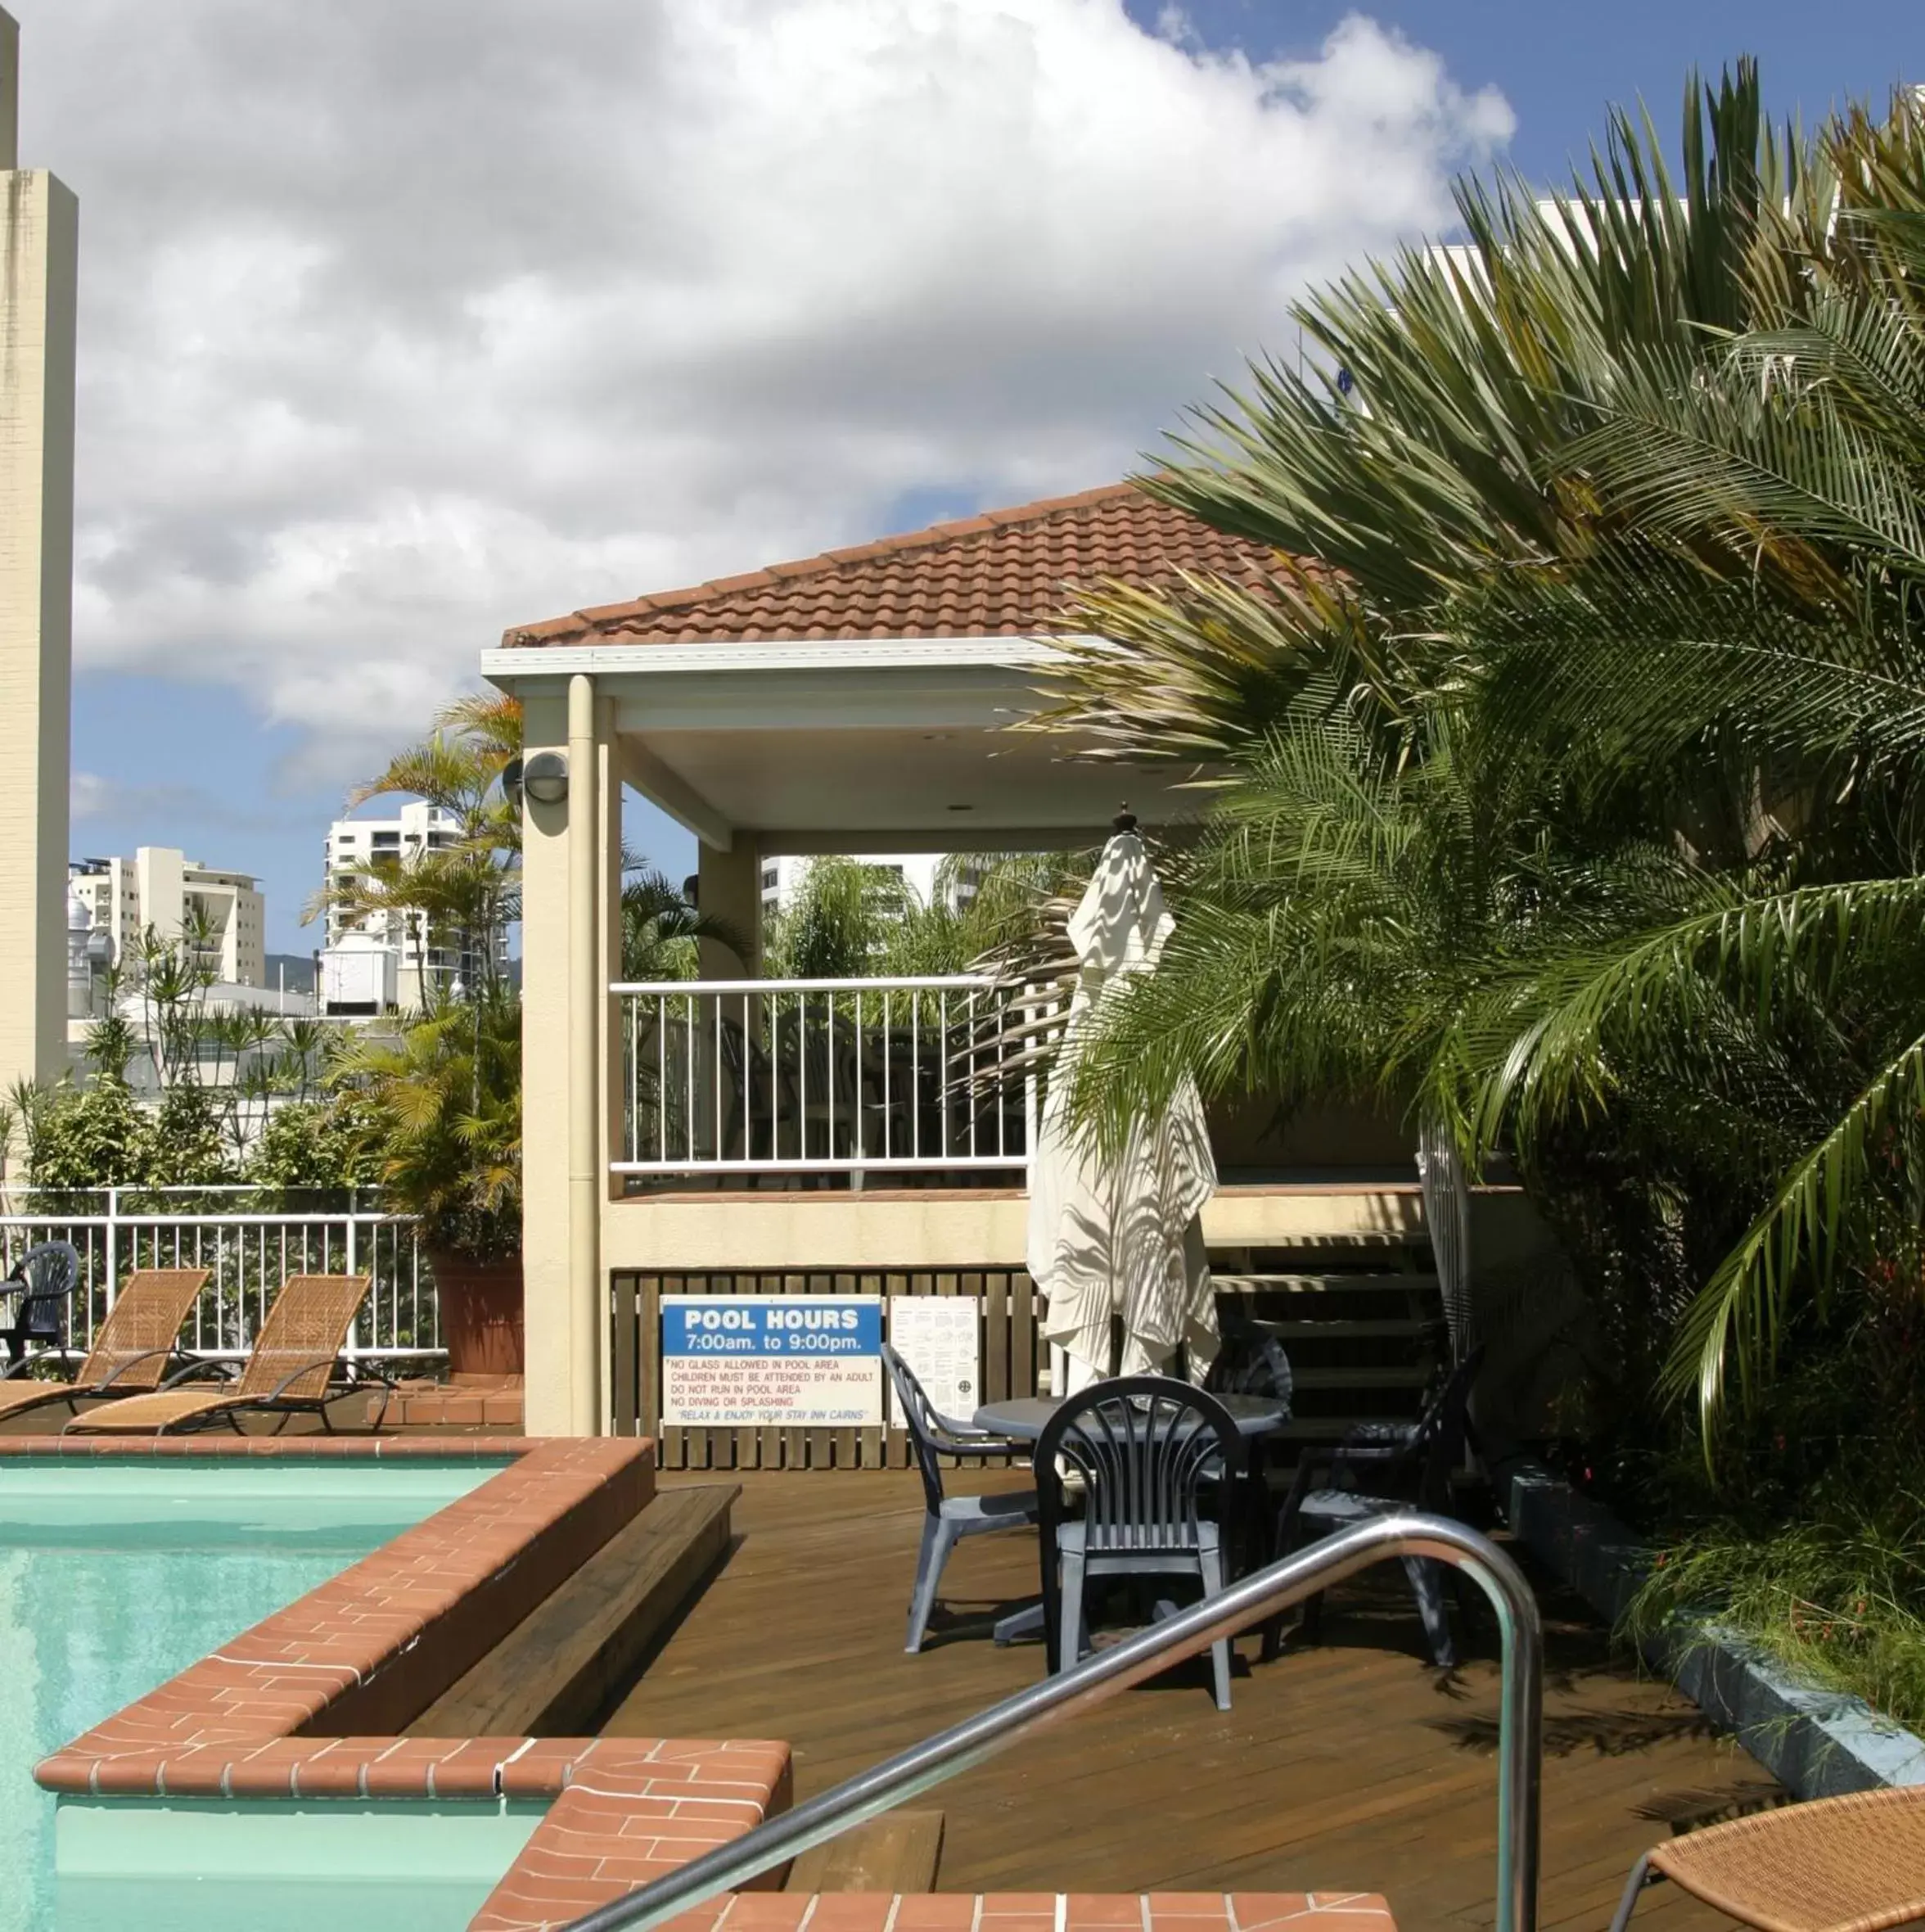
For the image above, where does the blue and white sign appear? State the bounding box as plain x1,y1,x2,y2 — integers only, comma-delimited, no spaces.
660,1296,884,1427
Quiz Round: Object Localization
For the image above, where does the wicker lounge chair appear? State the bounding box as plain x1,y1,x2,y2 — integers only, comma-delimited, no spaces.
1608,1784,1925,1932
0,1267,210,1425
65,1273,380,1436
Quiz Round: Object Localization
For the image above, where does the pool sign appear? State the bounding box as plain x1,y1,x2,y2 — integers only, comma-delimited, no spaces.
886,1295,981,1428
660,1295,884,1427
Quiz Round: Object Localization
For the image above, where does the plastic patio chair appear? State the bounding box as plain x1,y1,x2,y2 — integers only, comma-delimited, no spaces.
1,1241,83,1368
1035,1374,1245,1711
0,1267,210,1424
1205,1313,1295,1407
64,1274,385,1435
1269,1344,1485,1668
881,1342,1039,1653
1608,1784,1925,1932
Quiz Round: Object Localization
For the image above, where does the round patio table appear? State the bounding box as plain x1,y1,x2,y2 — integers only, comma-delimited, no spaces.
972,1392,1287,1441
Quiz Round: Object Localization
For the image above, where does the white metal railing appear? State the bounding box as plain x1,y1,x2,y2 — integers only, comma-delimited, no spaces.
0,1185,440,1361
613,977,1030,1176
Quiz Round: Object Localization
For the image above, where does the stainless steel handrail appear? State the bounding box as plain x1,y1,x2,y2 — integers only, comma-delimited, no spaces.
560,1511,1543,1932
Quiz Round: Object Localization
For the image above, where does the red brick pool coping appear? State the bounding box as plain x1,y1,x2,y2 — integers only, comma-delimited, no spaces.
476,1893,1396,1932
17,1433,795,1930
11,1437,1393,1932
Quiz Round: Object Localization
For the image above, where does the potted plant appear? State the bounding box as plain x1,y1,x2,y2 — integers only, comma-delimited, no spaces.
331,986,523,1378
316,693,525,1380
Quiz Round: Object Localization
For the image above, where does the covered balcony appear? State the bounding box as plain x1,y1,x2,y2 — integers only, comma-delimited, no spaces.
485,484,1555,1439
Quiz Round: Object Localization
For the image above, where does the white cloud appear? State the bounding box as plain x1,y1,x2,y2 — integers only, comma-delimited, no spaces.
23,1,1510,779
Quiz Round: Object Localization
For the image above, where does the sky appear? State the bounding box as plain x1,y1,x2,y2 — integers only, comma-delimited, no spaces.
19,1,1918,955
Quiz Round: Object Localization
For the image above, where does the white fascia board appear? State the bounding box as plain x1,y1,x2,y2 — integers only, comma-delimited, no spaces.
479,634,1098,688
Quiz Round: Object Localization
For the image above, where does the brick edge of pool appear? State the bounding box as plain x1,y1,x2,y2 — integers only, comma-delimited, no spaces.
16,1438,1394,1932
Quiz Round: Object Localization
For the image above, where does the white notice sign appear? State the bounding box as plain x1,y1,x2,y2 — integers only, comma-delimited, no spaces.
660,1296,883,1428
887,1295,982,1427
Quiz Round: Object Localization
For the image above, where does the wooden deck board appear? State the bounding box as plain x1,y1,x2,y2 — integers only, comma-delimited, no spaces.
603,1469,1756,1932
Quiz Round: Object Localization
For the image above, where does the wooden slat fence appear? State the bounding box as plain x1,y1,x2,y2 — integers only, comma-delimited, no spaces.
610,1268,1041,1470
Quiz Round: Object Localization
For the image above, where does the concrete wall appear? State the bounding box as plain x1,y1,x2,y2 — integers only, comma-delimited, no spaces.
597,1180,1461,1273
0,164,76,1099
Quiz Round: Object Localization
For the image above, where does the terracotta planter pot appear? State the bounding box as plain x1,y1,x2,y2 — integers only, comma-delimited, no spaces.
427,1249,525,1379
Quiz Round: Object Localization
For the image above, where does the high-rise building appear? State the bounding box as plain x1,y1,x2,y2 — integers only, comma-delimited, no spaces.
323,801,505,1012
69,847,267,987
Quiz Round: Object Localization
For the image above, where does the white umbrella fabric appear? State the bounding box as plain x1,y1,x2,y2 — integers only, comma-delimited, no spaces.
1025,824,1219,1392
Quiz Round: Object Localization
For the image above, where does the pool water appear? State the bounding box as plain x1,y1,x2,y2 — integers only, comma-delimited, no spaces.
0,1460,511,1932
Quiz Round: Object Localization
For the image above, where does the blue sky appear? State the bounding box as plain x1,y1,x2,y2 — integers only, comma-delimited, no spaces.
1123,3,1916,185
56,2,1919,955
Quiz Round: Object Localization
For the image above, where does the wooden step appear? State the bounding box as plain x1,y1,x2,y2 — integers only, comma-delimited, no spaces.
1217,1272,1440,1294
785,1810,944,1893
1262,1317,1432,1340
1290,1365,1431,1391
410,1483,737,1736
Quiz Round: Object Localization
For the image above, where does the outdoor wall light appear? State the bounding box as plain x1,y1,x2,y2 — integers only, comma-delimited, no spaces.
505,750,570,809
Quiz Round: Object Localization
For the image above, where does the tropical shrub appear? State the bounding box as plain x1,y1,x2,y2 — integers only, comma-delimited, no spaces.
1032,65,1925,1709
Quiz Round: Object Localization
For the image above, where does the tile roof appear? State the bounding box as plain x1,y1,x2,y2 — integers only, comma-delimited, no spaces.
500,481,1279,648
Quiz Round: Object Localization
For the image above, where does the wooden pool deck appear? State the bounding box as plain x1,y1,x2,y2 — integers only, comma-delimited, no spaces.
606,1470,1760,1932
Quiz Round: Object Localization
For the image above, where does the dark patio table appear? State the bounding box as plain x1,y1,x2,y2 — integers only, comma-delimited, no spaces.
972,1392,1287,1442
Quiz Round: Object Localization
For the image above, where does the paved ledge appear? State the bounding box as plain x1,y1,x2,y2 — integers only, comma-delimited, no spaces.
1503,1461,1925,1797
0,1432,522,1457
33,1436,651,1791
471,1890,1396,1932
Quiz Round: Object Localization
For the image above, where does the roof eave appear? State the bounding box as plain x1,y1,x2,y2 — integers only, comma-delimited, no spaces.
479,632,1107,688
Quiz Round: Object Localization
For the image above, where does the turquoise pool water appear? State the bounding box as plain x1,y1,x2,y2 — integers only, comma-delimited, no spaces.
0,1459,513,1932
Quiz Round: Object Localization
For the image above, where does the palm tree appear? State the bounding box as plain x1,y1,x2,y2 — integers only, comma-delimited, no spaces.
618,861,749,982
313,693,522,1000
1038,67,1925,1461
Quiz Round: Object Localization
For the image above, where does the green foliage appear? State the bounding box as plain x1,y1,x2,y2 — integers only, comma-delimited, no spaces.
15,1075,153,1191
1629,1477,1925,1731
245,1094,383,1198
1039,64,1925,1488
327,989,521,1260
762,857,910,978
620,861,747,982
313,691,521,999
760,853,1090,980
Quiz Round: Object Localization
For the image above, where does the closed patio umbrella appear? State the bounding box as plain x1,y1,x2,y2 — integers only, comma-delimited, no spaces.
1026,818,1219,1391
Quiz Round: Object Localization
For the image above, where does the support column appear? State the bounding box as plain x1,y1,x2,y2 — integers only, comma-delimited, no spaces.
566,675,602,1435
519,688,571,1435
0,12,77,1103
697,838,760,979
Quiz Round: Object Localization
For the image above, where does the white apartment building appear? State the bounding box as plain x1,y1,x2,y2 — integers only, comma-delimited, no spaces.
323,801,505,1013
68,847,266,987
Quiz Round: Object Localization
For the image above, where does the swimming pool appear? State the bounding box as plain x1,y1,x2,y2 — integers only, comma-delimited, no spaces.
2,1457,517,1932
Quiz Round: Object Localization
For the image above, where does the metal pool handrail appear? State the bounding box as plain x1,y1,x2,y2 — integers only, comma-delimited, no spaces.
559,1510,1544,1932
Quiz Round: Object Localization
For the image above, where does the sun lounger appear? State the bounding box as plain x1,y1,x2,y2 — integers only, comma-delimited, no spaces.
0,1267,210,1426
65,1273,380,1436
1609,1783,1925,1932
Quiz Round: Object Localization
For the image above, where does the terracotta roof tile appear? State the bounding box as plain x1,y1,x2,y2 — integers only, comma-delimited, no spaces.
499,481,1277,649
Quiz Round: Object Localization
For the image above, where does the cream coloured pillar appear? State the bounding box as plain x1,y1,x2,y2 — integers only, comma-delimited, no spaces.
565,674,601,1435
0,12,77,1099
522,680,618,1435
518,687,572,1433
697,838,760,979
